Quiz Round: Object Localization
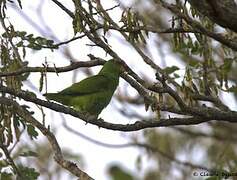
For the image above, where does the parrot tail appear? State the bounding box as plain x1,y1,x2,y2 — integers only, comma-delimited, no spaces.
43,93,70,105
43,93,59,101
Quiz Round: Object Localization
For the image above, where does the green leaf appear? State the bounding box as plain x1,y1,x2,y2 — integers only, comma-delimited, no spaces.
222,58,233,73
0,172,13,180
18,166,40,180
46,40,54,45
26,34,34,39
226,86,237,93
13,115,21,141
27,44,42,50
19,151,38,157
0,160,8,169
17,31,27,37
188,60,199,67
16,41,24,47
163,66,180,74
27,125,38,140
2,32,8,38
173,73,180,78
185,67,192,81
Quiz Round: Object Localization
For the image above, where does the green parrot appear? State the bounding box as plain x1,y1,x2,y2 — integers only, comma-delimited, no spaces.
43,60,121,118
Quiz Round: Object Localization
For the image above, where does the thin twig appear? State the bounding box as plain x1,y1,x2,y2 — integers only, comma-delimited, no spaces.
160,1,237,51
0,59,105,77
51,0,74,18
62,118,213,171
0,143,22,177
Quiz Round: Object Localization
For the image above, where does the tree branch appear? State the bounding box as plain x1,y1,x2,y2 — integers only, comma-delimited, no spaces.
51,0,74,18
1,87,237,132
187,0,237,33
160,1,237,51
0,59,105,77
0,97,94,180
63,119,213,171
0,143,22,177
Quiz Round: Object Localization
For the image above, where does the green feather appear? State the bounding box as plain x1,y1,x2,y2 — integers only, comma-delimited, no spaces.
44,60,121,116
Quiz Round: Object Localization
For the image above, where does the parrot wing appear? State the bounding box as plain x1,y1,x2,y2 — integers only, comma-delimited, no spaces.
59,74,117,96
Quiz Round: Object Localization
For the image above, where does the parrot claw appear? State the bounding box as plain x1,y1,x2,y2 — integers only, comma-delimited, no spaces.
83,113,98,124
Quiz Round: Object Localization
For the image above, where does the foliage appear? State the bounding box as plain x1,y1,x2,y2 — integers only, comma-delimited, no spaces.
0,0,237,179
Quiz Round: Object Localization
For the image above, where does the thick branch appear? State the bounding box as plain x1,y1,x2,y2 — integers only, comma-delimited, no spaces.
188,0,237,33
1,87,237,132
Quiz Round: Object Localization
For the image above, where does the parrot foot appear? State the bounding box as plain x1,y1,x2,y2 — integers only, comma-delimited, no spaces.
82,113,98,124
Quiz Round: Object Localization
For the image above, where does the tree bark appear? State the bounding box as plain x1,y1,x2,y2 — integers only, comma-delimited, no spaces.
188,0,237,32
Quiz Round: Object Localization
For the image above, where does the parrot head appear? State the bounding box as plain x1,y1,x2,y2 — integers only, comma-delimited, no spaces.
99,60,123,78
